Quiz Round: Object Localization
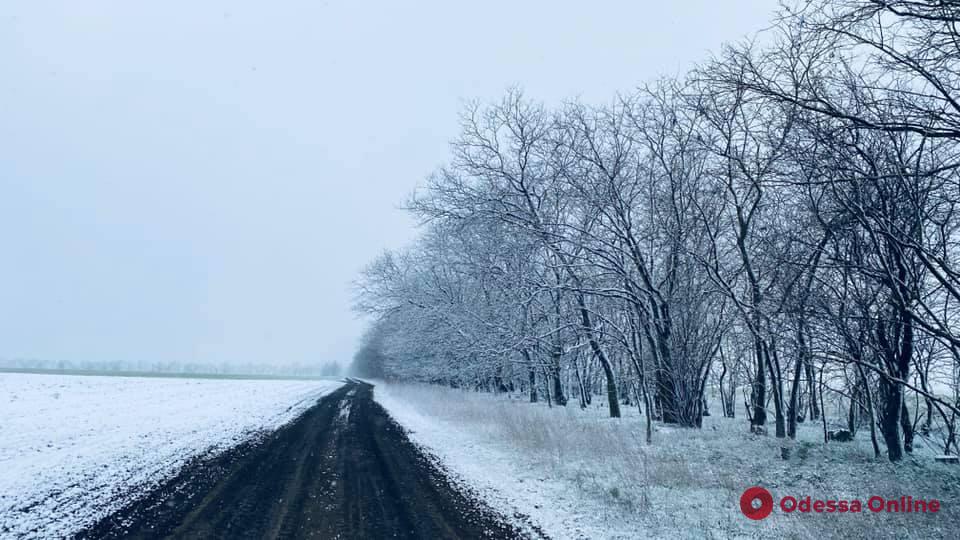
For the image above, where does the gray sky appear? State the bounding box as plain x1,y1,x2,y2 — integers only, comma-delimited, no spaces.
0,1,778,369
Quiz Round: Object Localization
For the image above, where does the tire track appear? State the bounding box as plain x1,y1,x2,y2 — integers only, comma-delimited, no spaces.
76,381,531,539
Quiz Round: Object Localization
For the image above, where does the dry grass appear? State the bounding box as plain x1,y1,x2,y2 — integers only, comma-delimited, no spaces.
380,383,960,539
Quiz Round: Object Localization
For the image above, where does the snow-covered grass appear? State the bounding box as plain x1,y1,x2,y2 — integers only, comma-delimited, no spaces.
375,382,960,539
0,372,342,539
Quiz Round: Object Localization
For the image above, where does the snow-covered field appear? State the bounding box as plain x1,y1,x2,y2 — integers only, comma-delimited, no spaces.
375,382,960,540
0,372,342,538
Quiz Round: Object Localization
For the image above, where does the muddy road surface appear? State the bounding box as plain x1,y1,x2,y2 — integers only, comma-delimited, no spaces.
78,380,531,540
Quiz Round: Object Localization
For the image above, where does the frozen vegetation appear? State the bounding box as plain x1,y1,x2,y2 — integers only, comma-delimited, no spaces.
376,382,960,539
350,4,960,539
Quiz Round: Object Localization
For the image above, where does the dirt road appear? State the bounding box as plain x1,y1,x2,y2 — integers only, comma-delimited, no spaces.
77,380,531,539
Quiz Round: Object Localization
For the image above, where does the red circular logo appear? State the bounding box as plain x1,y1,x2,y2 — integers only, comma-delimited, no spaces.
740,486,774,520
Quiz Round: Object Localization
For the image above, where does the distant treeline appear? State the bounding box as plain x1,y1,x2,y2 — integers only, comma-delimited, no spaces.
0,357,342,378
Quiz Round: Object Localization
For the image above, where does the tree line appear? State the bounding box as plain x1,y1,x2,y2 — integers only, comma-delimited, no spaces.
353,0,960,462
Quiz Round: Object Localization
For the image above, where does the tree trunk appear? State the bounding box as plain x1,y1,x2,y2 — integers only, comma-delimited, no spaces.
848,382,860,436
542,364,553,409
765,342,786,438
719,360,730,418
751,338,767,428
856,364,882,459
627,345,654,443
552,361,567,406
574,356,587,409
576,294,620,418
879,378,905,461
805,355,820,421
901,400,914,454
820,363,828,443
787,348,804,439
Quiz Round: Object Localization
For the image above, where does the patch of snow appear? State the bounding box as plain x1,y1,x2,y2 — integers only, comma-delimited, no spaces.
374,382,632,539
0,373,342,538
374,381,960,540
337,392,353,423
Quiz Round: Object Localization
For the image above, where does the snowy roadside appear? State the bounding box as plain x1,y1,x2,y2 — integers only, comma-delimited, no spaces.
374,381,960,540
373,382,638,540
0,373,342,538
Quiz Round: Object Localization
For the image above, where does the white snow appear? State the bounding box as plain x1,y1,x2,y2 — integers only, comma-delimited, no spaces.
374,382,960,540
337,388,355,423
374,382,630,539
0,372,342,539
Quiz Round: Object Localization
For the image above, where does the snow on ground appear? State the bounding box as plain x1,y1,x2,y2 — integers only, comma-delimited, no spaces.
375,382,960,540
0,372,342,539
375,383,630,539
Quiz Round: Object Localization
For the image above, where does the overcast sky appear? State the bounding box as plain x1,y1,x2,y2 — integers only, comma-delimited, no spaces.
0,1,778,369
